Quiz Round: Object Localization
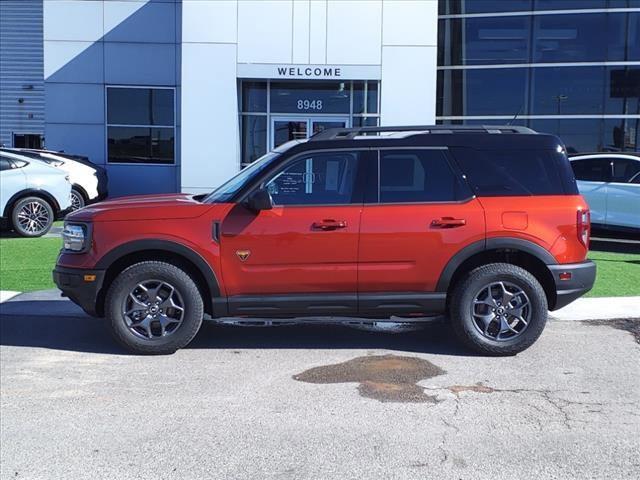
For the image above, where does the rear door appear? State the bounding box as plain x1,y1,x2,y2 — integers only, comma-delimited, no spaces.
606,158,640,229
220,149,368,315
570,157,611,224
357,148,485,315
0,156,27,212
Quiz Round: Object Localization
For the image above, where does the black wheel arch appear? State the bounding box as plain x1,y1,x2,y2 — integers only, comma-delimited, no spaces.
71,184,89,203
437,237,558,308
95,240,221,317
3,188,60,218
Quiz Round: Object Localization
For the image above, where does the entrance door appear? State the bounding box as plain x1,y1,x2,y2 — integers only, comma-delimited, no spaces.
271,117,348,149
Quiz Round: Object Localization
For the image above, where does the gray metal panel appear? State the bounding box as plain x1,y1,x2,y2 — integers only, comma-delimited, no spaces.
0,0,44,147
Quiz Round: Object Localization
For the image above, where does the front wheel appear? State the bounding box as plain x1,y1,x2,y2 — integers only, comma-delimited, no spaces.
70,188,86,211
105,261,204,354
449,263,548,356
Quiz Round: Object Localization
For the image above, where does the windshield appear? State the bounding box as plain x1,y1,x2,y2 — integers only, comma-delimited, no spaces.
204,152,280,203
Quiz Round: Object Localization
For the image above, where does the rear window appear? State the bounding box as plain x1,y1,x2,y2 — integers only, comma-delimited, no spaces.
451,148,578,196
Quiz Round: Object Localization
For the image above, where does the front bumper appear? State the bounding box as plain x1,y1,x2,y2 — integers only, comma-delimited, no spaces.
548,260,597,311
53,266,105,317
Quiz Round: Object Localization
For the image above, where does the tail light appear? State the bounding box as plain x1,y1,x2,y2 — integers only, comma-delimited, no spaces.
577,209,590,248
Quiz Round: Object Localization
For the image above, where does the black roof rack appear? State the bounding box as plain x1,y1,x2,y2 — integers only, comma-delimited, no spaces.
310,124,536,141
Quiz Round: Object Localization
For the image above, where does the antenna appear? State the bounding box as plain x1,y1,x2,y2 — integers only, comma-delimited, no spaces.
508,105,523,125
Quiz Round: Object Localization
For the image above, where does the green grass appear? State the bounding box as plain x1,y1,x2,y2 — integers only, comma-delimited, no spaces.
587,250,640,297
0,233,638,297
0,236,61,292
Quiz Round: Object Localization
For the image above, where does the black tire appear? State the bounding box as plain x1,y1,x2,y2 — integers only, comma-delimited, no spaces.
11,196,54,237
105,261,204,355
70,188,86,211
449,263,548,356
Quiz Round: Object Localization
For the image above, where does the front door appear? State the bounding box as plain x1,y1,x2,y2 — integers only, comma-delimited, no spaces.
358,148,485,314
271,117,348,149
220,149,368,316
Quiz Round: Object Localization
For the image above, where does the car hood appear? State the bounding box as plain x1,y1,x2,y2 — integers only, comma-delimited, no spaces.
67,193,216,222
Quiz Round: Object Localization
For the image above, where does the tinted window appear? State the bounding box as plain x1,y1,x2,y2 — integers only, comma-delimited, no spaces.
107,127,174,164
571,159,612,182
612,158,640,182
0,157,12,171
439,0,532,14
377,150,470,203
266,152,360,205
452,148,571,196
270,81,350,114
107,88,174,126
533,13,608,63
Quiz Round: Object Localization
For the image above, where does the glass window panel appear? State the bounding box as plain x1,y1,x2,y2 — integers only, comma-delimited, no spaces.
439,68,528,116
606,67,640,115
529,119,603,153
571,159,612,182
531,67,604,115
353,117,379,127
241,81,267,112
603,119,639,151
439,0,532,15
367,81,379,114
266,152,360,205
241,116,267,165
607,13,629,61
379,150,470,203
612,158,640,182
352,81,379,114
628,13,640,61
107,88,174,126
273,120,307,149
353,82,365,114
534,0,606,9
533,13,607,63
270,81,350,114
107,127,174,164
440,16,531,66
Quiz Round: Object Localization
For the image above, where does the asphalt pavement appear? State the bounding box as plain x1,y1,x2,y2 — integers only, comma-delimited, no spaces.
1,296,639,480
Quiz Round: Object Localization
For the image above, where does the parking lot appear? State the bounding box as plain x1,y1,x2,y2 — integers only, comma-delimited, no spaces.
1,297,638,480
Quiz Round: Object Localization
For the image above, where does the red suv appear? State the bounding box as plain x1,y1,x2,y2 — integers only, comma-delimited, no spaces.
54,125,596,355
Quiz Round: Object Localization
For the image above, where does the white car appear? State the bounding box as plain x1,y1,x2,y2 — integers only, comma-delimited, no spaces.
3,148,108,211
0,151,72,237
569,153,640,234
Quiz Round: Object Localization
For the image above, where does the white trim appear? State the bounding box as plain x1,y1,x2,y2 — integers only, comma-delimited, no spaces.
437,115,640,120
439,61,640,70
439,8,640,19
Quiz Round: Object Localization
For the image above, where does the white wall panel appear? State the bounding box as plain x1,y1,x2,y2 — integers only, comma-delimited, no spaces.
181,43,239,192
381,46,437,126
383,0,438,46
238,0,293,63
308,0,327,64
326,0,382,65
43,0,103,42
44,41,104,83
104,0,176,43
292,0,310,63
182,0,237,44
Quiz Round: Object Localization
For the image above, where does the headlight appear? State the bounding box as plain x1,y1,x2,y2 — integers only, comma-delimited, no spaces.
62,223,87,252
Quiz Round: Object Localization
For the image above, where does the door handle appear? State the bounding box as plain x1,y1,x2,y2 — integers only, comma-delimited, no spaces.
431,217,466,228
312,219,348,231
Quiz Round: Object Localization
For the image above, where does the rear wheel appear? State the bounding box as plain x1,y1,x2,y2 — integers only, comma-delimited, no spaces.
11,196,54,237
449,263,548,356
105,261,204,355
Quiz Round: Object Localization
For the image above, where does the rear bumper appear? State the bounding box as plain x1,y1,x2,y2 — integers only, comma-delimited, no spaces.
547,260,597,311
53,266,105,317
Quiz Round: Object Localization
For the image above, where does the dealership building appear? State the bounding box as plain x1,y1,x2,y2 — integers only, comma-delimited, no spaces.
1,0,639,196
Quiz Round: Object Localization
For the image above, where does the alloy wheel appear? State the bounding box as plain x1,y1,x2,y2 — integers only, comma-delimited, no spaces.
122,280,185,340
70,190,84,211
471,281,531,341
16,201,51,235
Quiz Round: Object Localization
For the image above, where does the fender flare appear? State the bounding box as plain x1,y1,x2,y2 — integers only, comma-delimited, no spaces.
436,237,557,292
3,188,61,217
95,239,221,298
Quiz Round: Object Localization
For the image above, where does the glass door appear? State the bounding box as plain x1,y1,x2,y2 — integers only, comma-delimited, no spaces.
271,117,348,149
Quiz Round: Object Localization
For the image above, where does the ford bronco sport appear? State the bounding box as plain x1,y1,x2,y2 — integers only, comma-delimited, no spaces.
54,125,596,355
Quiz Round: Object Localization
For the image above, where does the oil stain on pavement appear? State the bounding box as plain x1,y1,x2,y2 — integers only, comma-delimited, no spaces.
293,354,446,403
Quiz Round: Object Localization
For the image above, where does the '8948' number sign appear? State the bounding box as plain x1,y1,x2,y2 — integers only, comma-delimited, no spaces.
297,99,323,111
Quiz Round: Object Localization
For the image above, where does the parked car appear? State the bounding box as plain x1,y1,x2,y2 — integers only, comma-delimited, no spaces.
1,148,108,211
1,151,72,237
54,125,596,356
569,153,639,234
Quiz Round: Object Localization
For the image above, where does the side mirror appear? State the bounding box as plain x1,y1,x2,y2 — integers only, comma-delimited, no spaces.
246,188,273,212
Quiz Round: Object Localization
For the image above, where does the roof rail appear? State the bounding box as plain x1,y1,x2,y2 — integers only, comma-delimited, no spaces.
310,124,537,141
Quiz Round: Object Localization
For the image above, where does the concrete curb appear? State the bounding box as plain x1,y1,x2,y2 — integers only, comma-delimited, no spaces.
0,291,21,303
550,296,640,321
